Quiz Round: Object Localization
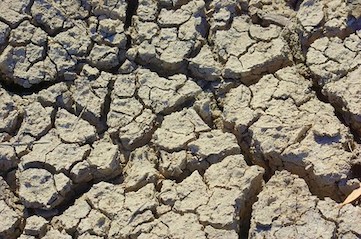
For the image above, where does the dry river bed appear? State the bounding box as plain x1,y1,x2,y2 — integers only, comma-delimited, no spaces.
0,0,361,238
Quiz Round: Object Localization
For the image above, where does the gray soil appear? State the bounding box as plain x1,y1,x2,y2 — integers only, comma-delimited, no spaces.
0,0,361,238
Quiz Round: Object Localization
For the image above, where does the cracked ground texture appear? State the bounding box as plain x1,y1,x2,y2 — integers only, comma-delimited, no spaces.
0,0,361,238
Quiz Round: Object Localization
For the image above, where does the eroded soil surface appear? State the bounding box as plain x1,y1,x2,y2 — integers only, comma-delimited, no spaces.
0,0,361,238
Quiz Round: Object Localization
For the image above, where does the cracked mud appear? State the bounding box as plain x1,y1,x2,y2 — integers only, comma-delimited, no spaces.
0,0,361,238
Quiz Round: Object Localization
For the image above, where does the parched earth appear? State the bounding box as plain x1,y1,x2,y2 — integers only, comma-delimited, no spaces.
0,0,361,238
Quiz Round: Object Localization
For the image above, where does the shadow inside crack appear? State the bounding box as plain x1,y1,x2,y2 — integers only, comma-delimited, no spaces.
125,0,139,29
351,163,361,181
0,74,57,96
347,16,361,31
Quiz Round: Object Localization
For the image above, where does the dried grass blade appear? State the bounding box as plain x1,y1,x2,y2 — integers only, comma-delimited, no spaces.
340,184,361,207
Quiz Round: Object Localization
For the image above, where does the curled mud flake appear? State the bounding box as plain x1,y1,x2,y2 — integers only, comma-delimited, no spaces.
131,0,207,73
234,38,292,82
23,215,48,237
306,34,361,143
55,109,97,144
0,133,18,173
157,7,192,27
52,24,92,57
70,68,109,130
160,171,208,212
159,150,188,178
0,45,57,88
187,129,241,167
251,171,361,238
159,155,263,235
0,177,24,239
107,97,144,131
18,168,72,209
0,21,10,51
250,95,353,199
147,212,206,239
9,21,48,46
297,0,324,30
211,15,292,84
152,108,210,151
89,17,127,47
0,87,21,134
77,209,111,237
213,16,255,62
0,0,29,28
88,44,125,71
204,226,239,239
20,129,91,176
51,199,91,235
18,102,53,138
337,202,361,237
106,183,159,238
90,0,127,20
249,24,282,42
294,0,352,44
123,146,161,191
307,35,361,84
87,138,122,180
137,69,202,113
118,109,156,150
207,0,248,32
222,67,355,199
136,0,159,22
248,0,296,23
222,83,259,134
249,171,335,238
198,155,264,231
322,67,361,135
36,82,72,108
31,0,73,35
189,45,222,81
42,229,72,239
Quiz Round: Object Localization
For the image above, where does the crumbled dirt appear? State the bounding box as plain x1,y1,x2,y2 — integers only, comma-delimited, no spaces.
0,0,360,238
